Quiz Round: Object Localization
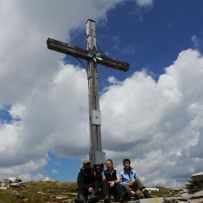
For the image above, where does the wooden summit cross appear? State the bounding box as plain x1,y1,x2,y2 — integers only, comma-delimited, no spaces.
47,19,129,166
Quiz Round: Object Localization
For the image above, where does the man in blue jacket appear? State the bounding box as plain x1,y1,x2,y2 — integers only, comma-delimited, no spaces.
120,158,151,199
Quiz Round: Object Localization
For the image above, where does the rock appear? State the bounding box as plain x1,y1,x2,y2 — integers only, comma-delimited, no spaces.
37,191,46,195
12,191,24,199
66,192,77,197
0,177,23,188
176,171,203,203
138,198,164,203
55,195,69,200
191,172,203,182
189,190,203,199
146,188,160,192
0,186,7,190
189,198,203,203
164,197,188,202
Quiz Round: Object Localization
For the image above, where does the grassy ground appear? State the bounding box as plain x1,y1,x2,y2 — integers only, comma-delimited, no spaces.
0,181,77,203
0,181,175,203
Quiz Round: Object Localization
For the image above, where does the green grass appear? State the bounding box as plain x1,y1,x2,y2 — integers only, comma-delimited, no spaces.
0,181,174,202
0,181,77,203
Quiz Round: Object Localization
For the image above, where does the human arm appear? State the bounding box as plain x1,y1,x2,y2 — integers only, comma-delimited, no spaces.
88,187,94,193
108,170,120,187
115,170,121,183
127,170,137,185
102,170,106,181
120,170,128,185
77,171,90,191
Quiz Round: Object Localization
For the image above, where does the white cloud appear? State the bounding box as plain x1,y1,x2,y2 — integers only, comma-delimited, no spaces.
51,169,59,175
101,49,203,186
19,173,51,182
0,158,48,180
191,35,200,50
9,104,26,120
0,0,124,179
0,63,89,179
0,123,19,154
135,0,154,7
0,0,124,104
1,48,203,186
107,76,121,85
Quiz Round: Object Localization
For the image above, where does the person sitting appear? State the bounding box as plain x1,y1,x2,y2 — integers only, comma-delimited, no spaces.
102,159,123,202
76,160,98,203
120,158,151,199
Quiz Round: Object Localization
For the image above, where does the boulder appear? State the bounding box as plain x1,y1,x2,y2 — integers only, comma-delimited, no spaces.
138,197,163,203
191,172,203,182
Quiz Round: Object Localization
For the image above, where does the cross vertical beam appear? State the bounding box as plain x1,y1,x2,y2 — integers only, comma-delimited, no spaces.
86,19,105,165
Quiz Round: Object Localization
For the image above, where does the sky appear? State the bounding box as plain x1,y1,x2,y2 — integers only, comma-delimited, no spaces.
0,0,203,187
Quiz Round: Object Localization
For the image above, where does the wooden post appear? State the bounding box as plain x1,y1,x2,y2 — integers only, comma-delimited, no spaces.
86,19,105,165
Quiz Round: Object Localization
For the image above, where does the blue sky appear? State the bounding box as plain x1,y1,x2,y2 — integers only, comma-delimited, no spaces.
67,0,203,91
0,0,203,186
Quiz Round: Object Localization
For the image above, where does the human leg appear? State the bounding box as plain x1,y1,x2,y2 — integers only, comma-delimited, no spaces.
102,179,110,202
132,179,151,198
76,186,88,203
113,183,124,201
131,178,144,191
122,184,136,197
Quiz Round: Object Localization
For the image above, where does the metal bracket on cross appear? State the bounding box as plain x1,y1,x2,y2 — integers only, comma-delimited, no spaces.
87,49,103,62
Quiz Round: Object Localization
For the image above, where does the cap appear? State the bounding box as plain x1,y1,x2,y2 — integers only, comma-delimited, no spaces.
83,160,90,165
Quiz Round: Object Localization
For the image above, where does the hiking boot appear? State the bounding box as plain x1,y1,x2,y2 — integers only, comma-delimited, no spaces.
89,194,98,201
143,190,152,198
120,190,129,201
75,195,86,203
134,193,143,200
130,190,136,196
104,195,110,203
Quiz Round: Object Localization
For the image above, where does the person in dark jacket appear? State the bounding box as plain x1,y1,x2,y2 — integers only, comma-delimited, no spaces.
102,159,123,202
76,160,98,203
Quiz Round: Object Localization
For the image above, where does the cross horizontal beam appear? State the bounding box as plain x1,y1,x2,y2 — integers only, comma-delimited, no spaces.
47,38,129,72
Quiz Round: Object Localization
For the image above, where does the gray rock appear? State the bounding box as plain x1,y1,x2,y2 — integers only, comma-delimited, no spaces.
138,197,164,203
190,190,203,199
191,172,203,182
